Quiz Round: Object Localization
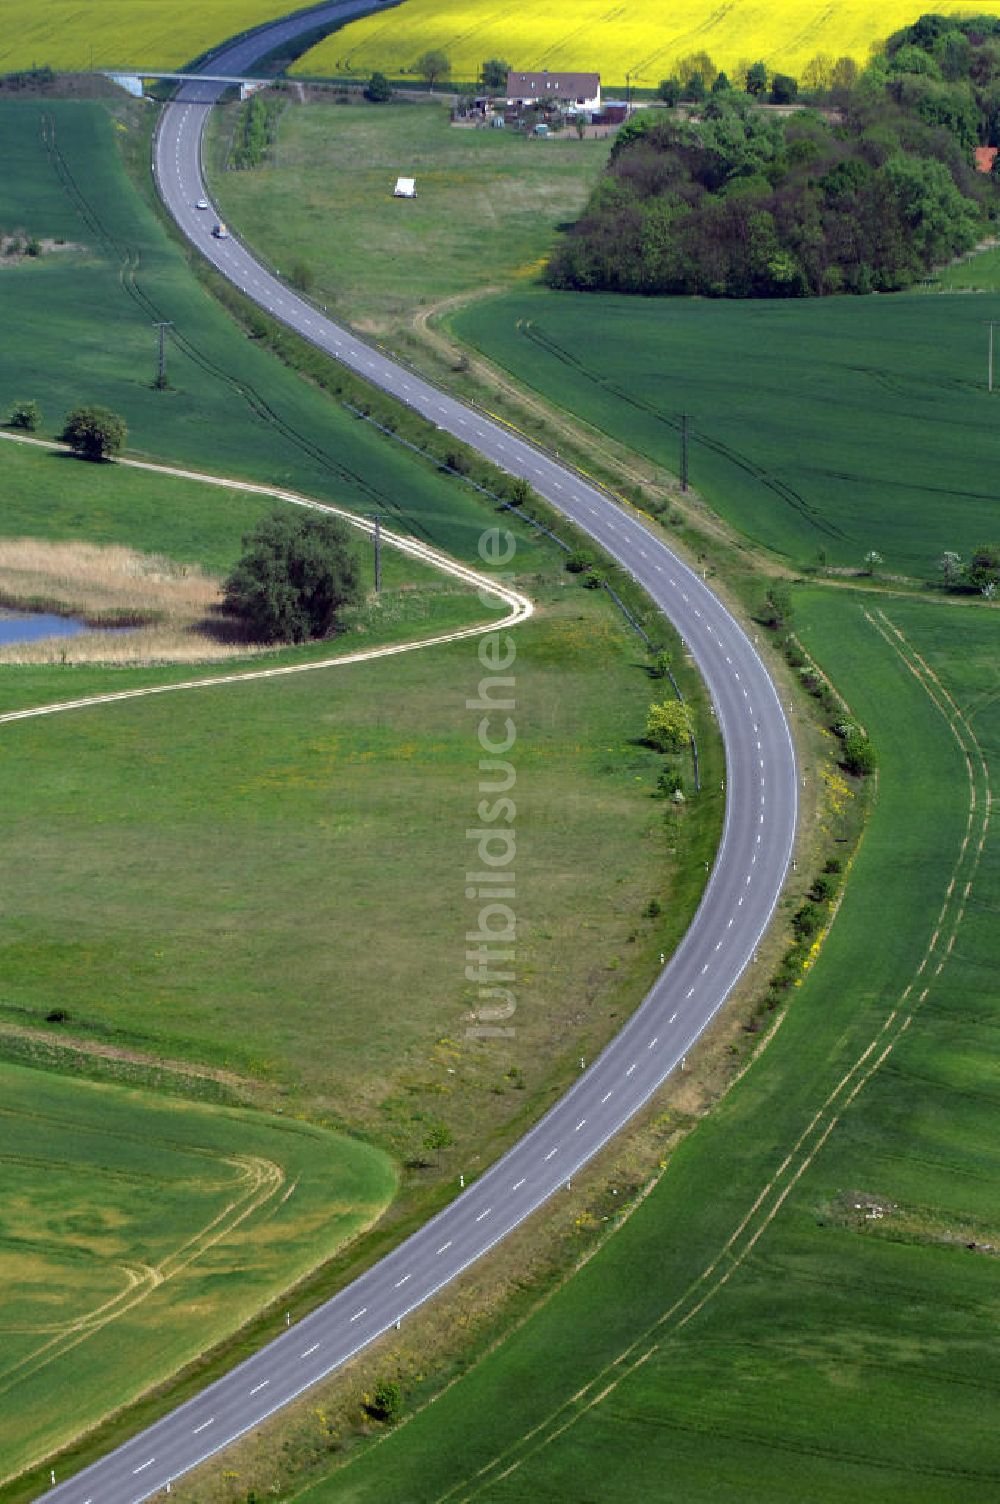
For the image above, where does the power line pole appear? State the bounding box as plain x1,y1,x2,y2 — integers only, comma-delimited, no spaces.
680,413,689,492
373,513,382,594
153,320,173,389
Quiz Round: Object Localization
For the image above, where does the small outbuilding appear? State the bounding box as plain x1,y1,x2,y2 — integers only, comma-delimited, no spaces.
393,176,417,198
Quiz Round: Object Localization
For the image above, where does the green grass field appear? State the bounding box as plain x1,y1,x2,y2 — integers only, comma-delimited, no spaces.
0,86,729,1484
0,1060,395,1483
272,589,1000,1503
206,97,609,336
925,242,1000,292
451,287,1000,577
0,578,712,1150
0,96,519,567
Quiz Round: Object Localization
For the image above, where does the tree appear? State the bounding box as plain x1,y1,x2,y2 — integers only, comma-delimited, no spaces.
769,72,798,105
937,550,965,586
761,581,792,629
9,398,40,431
745,61,768,96
224,510,363,643
842,729,876,777
801,53,834,90
61,404,126,461
364,71,392,102
676,50,718,90
967,543,1000,592
416,49,450,90
830,55,859,91
657,77,681,106
711,70,732,94
862,549,883,575
648,647,673,679
366,1379,402,1423
682,72,706,103
481,57,511,91
423,1121,454,1163
646,699,694,752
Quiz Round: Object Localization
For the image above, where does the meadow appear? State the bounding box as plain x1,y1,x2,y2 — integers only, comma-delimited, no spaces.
206,97,610,336
250,589,1000,1503
452,287,1000,576
295,0,1000,88
0,1060,395,1483
0,96,513,568
0,84,726,1484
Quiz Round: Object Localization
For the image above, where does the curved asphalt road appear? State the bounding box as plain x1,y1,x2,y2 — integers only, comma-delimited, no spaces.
41,9,798,1499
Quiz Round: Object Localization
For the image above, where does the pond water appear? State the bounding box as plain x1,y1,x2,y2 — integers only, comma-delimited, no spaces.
0,610,91,645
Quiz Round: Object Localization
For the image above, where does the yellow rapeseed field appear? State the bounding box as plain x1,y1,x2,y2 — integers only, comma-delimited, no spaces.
0,1,292,72
292,0,1000,87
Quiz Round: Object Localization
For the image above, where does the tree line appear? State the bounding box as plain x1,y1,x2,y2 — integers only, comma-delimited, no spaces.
548,14,1000,297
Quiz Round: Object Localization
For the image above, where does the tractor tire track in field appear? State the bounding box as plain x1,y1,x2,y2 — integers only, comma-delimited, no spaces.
517,318,846,542
37,112,435,547
402,604,990,1504
0,1154,284,1398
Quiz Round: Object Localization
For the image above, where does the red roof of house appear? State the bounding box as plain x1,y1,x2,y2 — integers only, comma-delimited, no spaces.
975,146,997,173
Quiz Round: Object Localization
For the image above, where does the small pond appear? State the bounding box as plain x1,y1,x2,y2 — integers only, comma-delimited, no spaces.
0,610,93,646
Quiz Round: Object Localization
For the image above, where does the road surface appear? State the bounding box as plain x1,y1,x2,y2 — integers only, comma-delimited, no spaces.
40,7,798,1498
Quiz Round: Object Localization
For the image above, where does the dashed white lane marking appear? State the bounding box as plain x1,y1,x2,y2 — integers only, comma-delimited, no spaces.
250,1380,269,1396
626,1063,637,1076
715,939,723,950
437,1241,452,1255
701,962,709,974
192,1419,214,1435
647,1037,658,1050
475,1208,492,1222
727,917,734,928
350,1308,367,1321
738,894,745,906
686,987,694,998
746,874,753,886
395,1273,411,1286
512,1178,526,1191
132,1459,155,1475
553,480,563,490
669,1011,678,1023
575,1118,587,1131
302,1343,320,1357
545,1147,559,1160
601,1090,613,1103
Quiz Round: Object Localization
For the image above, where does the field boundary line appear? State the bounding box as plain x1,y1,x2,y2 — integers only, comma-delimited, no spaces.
412,604,991,1503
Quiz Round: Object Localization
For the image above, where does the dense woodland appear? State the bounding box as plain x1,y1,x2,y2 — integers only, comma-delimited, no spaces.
548,15,1000,296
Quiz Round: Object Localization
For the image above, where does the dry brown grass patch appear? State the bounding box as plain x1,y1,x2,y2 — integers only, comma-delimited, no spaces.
0,538,271,664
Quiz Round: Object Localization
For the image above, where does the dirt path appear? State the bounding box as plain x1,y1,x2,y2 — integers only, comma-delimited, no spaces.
0,430,533,730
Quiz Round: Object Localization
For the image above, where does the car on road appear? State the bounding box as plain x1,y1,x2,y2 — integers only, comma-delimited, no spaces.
196,197,209,210
212,221,229,239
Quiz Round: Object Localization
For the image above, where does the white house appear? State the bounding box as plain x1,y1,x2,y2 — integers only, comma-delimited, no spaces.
505,70,601,113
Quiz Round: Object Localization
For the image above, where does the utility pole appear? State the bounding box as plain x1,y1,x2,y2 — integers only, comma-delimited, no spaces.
373,513,382,594
625,71,632,117
153,320,173,389
680,413,689,492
